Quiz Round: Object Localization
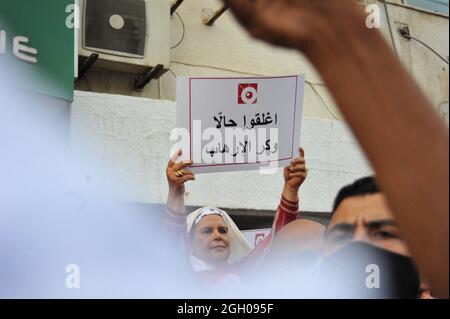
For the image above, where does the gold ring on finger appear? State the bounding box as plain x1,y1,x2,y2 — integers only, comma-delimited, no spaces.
175,170,184,177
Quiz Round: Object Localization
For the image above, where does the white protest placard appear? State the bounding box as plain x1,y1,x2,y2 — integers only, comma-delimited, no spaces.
175,75,305,174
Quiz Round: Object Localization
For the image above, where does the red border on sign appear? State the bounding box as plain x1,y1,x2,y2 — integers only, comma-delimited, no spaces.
189,76,299,168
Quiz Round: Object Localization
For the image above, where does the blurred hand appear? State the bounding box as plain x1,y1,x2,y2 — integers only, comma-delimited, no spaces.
223,0,357,53
166,149,195,196
284,147,307,191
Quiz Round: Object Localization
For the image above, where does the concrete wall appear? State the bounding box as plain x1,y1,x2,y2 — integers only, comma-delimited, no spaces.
382,0,449,123
74,1,449,123
75,0,342,120
71,0,448,212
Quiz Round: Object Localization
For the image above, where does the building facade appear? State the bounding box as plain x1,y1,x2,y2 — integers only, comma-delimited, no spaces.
71,0,449,225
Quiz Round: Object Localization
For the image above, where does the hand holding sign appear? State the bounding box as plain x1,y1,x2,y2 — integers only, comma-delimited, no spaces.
282,147,307,202
284,147,307,190
167,149,195,196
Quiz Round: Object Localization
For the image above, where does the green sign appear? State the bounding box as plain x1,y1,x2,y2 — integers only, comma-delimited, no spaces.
0,0,74,101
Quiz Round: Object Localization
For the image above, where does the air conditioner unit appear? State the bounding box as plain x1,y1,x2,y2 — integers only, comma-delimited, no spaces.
77,0,170,75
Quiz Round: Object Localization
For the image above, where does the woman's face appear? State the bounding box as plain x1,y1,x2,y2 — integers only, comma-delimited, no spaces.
191,215,231,266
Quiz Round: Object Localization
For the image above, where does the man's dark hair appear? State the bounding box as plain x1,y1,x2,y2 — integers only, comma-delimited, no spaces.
332,176,381,214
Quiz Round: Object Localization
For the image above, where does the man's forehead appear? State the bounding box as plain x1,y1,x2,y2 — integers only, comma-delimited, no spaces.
329,194,394,226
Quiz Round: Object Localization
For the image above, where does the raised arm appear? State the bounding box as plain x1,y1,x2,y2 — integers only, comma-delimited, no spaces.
163,149,195,238
272,147,307,235
243,148,307,266
224,0,449,297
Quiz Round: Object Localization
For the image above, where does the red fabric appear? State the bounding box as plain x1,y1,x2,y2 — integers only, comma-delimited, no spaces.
239,195,299,268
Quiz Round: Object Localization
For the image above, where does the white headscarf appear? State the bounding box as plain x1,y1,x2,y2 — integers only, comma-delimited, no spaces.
187,207,251,265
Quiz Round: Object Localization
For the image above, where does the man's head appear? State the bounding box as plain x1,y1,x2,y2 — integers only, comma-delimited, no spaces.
319,177,421,298
190,214,231,267
324,177,410,257
266,219,325,271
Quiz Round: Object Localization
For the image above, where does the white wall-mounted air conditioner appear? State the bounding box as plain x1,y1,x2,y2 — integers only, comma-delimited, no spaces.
77,0,170,74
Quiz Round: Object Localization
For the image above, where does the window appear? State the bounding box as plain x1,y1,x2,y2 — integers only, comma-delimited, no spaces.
406,0,449,15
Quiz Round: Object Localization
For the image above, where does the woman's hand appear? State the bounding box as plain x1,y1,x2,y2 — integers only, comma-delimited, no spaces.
283,147,307,201
167,149,195,197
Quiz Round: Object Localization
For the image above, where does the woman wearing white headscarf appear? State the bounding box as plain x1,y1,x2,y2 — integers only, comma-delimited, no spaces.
163,147,308,287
